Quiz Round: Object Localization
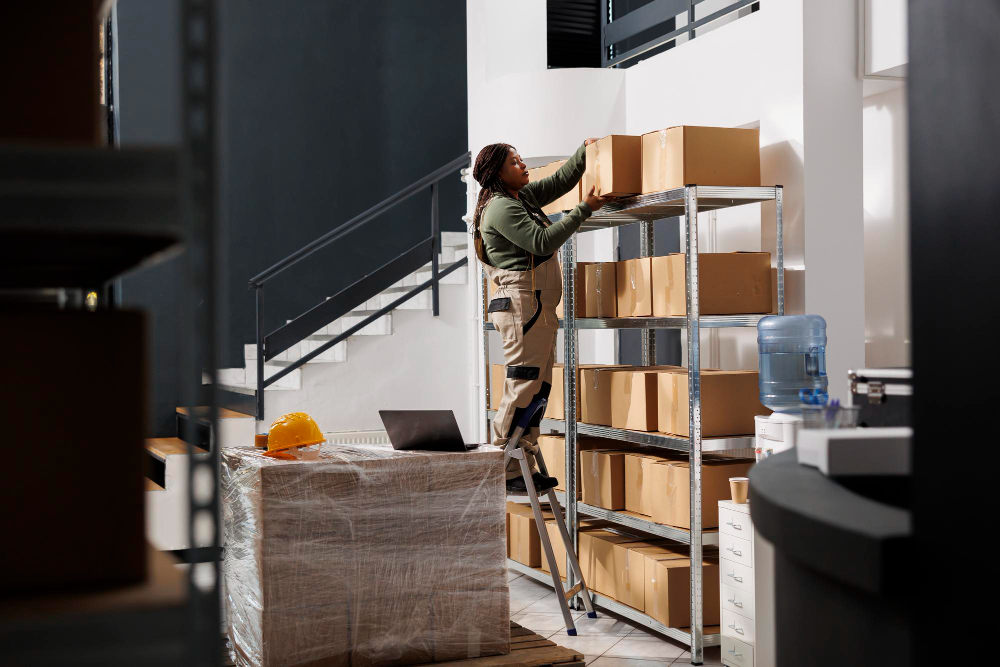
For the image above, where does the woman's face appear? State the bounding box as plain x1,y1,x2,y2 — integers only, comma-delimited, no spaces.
498,148,529,192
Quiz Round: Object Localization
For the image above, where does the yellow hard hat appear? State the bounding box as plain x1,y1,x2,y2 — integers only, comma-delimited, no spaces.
264,412,324,457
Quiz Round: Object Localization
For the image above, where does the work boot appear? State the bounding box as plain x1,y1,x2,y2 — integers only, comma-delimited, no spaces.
505,473,559,495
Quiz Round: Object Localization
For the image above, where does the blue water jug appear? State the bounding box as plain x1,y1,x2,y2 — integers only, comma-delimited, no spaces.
757,315,828,413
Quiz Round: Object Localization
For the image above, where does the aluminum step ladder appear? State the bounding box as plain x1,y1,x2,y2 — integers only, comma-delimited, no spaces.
503,397,597,636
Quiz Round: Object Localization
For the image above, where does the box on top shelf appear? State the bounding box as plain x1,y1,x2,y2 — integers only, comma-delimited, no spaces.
584,135,643,197
641,126,761,193
657,369,769,437
650,252,772,316
617,257,653,317
647,458,753,529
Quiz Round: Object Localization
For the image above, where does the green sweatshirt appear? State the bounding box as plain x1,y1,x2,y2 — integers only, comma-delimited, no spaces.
481,142,592,270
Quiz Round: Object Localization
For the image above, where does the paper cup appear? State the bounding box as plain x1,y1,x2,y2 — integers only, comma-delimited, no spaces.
730,477,749,504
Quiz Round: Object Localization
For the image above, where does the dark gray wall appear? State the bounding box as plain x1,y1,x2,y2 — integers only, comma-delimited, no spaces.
118,1,468,435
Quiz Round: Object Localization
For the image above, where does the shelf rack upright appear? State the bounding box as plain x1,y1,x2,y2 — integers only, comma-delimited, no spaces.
481,185,783,665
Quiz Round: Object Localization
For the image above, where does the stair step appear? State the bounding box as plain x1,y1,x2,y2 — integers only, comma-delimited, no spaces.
441,231,467,248
145,437,207,461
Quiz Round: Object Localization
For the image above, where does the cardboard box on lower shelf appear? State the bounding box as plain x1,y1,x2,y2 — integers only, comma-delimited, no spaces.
613,540,672,611
648,459,753,529
650,253,772,317
540,519,612,575
555,262,587,319
584,262,617,318
580,366,622,426
578,530,642,600
507,501,555,568
644,553,721,628
658,369,769,437
547,363,629,421
610,366,681,431
581,449,637,510
616,258,653,317
624,452,686,516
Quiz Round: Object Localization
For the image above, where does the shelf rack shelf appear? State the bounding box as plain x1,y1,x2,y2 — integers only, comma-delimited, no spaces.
507,558,721,649
487,409,754,454
480,184,783,664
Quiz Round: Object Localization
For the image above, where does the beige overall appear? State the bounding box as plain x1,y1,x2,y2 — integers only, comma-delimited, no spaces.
484,256,562,480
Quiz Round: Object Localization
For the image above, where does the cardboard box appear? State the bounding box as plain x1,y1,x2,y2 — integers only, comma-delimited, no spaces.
580,366,621,426
541,519,613,575
580,450,631,510
537,434,622,498
223,445,509,666
490,364,505,411
579,530,641,599
584,135,643,197
507,502,555,567
552,177,584,215
640,126,761,193
648,460,753,528
657,369,769,437
2,2,104,145
650,253,772,316
612,540,673,611
0,311,147,593
624,452,685,515
610,367,679,431
584,262,617,318
644,554,721,627
616,258,653,317
547,363,629,421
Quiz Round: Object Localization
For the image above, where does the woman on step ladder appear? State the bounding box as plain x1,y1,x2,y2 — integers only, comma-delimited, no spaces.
472,139,607,494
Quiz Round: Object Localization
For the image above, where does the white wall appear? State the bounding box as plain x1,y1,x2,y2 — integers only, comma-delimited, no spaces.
264,280,477,440
865,0,908,77
863,85,910,367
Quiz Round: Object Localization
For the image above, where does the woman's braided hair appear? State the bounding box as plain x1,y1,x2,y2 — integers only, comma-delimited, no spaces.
471,143,549,265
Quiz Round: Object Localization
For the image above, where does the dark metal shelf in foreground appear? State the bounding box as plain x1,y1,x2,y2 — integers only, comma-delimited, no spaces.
484,314,767,332
506,559,721,648
486,411,754,453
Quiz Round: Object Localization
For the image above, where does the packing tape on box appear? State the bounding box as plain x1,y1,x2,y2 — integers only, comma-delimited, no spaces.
630,261,636,290
659,129,667,149
595,265,605,318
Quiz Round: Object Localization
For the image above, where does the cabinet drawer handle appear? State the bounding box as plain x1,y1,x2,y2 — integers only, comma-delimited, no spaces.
726,519,743,530
727,572,744,583
728,623,745,636
728,648,743,658
727,596,743,608
727,546,743,557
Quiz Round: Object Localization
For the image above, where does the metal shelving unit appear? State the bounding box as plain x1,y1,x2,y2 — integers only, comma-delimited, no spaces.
481,184,783,665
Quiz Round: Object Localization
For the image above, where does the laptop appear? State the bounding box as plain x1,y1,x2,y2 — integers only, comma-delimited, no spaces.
379,410,480,452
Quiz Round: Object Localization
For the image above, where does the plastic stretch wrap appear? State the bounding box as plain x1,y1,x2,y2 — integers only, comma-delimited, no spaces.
222,443,510,667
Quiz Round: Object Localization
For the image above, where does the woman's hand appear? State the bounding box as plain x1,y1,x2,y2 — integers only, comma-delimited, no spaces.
585,137,600,146
583,185,609,211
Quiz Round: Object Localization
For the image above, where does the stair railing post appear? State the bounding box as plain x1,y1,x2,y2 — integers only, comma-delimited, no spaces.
431,181,440,316
255,285,265,420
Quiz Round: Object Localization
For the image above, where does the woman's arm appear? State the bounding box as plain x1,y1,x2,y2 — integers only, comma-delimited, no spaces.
484,197,593,256
521,142,588,208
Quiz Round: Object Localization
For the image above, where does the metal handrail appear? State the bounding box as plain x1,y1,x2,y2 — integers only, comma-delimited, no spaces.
249,151,470,286
244,151,471,419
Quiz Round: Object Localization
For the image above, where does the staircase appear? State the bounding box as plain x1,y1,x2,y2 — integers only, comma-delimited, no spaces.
144,153,472,551
211,231,468,398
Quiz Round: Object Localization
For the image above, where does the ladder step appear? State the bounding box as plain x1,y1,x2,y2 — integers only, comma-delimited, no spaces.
563,582,583,600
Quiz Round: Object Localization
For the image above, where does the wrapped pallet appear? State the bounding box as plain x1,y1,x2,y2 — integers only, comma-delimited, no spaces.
222,443,510,667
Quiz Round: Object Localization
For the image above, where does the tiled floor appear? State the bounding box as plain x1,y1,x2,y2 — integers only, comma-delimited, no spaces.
508,571,723,666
